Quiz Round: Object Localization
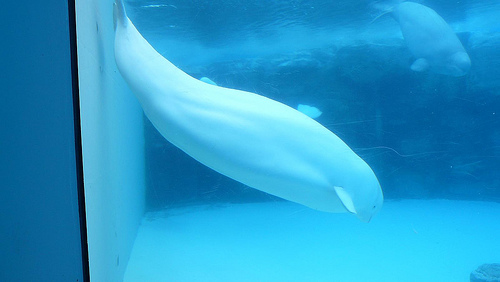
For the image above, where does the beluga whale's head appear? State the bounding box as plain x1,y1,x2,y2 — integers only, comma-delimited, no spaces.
333,160,383,223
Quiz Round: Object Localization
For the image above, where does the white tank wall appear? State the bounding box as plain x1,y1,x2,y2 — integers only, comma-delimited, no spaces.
76,0,146,281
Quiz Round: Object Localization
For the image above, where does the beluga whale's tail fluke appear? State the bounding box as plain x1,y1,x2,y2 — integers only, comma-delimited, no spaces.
370,0,404,13
113,0,383,222
369,0,404,23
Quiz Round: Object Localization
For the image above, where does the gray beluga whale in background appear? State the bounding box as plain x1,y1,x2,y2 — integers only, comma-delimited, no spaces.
375,1,471,76
113,0,383,222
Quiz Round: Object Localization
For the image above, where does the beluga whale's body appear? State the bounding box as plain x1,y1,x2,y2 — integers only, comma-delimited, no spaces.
377,1,471,76
113,0,383,222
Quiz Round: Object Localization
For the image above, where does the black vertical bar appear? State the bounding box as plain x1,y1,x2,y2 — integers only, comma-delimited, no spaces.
67,0,90,281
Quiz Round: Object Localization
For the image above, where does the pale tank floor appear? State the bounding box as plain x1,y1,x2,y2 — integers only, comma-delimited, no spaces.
125,199,500,282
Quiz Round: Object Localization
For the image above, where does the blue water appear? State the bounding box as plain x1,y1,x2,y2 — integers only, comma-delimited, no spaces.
125,0,500,208
121,0,500,281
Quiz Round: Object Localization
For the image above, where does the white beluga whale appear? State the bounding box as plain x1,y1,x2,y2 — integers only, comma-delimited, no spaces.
375,1,471,76
114,0,383,222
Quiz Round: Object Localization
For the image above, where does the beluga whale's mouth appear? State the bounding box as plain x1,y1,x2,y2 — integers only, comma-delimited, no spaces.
113,0,383,222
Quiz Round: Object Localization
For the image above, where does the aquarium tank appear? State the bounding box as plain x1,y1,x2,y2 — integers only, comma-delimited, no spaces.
3,0,498,281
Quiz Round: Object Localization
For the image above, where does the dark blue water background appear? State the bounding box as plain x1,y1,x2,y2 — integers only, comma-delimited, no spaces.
124,0,500,209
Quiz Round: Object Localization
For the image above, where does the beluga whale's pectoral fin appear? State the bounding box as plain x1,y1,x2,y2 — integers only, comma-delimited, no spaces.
334,185,375,223
333,186,357,214
410,58,430,72
113,0,384,222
